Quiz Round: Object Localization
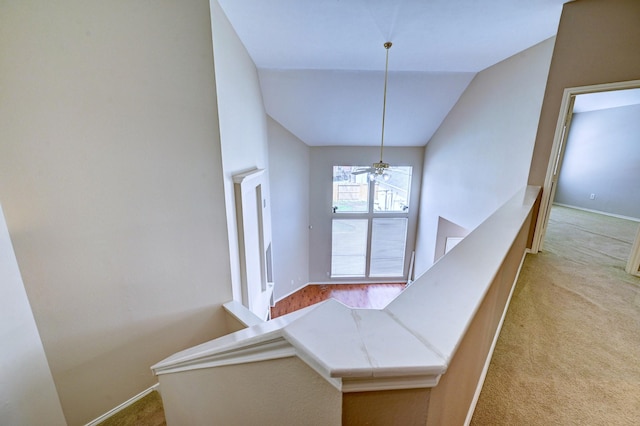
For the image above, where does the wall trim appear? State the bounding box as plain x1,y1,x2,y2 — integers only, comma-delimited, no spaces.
553,202,640,222
341,374,441,393
153,338,296,376
626,225,640,277
84,383,159,426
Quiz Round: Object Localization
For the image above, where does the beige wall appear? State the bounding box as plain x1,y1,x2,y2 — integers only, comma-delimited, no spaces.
427,209,532,425
555,105,640,219
528,0,640,185
210,0,272,303
267,117,311,300
159,357,342,425
414,38,555,275
343,389,430,425
0,1,233,424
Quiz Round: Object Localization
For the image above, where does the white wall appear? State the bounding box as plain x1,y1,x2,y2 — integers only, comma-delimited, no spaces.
555,104,640,219
0,205,66,426
267,117,311,300
414,38,555,275
0,1,233,424
159,356,342,425
210,0,271,302
309,146,424,283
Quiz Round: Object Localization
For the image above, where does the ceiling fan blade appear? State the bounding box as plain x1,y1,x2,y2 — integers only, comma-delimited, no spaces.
351,168,372,175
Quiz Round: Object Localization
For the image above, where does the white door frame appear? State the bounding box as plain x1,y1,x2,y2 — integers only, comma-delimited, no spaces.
530,79,640,254
233,168,274,320
626,225,640,277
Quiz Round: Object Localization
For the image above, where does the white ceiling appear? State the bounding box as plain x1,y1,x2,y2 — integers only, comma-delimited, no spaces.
573,88,640,113
217,0,570,147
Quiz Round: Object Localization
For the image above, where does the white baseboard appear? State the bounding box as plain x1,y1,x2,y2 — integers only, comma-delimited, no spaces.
84,383,159,426
553,203,640,222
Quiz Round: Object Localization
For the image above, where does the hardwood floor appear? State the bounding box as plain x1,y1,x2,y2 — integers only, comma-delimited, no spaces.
270,283,406,319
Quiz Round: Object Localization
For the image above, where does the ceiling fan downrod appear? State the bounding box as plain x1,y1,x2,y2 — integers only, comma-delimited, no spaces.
372,41,392,181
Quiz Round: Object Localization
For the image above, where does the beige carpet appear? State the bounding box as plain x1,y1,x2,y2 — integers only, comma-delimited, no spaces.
97,390,165,426
471,206,640,425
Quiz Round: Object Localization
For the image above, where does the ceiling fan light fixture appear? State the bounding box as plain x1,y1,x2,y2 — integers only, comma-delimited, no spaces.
369,160,390,181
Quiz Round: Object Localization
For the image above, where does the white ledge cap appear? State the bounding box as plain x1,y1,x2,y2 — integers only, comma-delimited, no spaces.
284,299,446,379
152,185,541,393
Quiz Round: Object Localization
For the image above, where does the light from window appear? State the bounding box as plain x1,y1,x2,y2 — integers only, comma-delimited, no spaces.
370,218,408,276
373,166,412,212
332,166,369,213
331,219,368,277
331,165,413,279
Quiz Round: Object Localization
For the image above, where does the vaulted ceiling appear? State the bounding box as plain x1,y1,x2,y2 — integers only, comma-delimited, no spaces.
217,0,571,147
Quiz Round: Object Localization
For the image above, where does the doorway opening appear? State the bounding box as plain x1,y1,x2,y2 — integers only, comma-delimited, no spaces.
531,79,640,274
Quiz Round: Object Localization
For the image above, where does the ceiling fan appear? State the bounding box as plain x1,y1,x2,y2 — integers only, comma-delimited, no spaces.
353,41,393,182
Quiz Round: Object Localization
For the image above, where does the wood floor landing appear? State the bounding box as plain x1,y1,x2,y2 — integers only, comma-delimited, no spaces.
270,283,407,319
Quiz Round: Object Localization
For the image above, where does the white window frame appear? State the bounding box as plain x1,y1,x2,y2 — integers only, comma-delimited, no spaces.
331,166,411,278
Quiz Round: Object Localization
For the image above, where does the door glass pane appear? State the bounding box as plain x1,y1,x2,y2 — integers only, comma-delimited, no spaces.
373,166,412,212
370,218,407,277
332,166,369,213
331,219,368,277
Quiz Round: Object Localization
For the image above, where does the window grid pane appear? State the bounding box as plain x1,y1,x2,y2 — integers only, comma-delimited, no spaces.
331,219,368,277
373,166,412,212
330,165,413,279
332,166,369,213
369,218,408,277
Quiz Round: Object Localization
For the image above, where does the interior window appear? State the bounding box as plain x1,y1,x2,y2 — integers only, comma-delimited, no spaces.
331,165,412,278
370,217,408,277
332,166,369,213
331,219,368,277
373,166,411,212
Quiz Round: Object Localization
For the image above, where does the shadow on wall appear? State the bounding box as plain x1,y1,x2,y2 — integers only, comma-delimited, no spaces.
58,305,228,425
434,216,468,263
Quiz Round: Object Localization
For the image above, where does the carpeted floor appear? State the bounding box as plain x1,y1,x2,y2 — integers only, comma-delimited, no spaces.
97,390,165,426
471,205,640,425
